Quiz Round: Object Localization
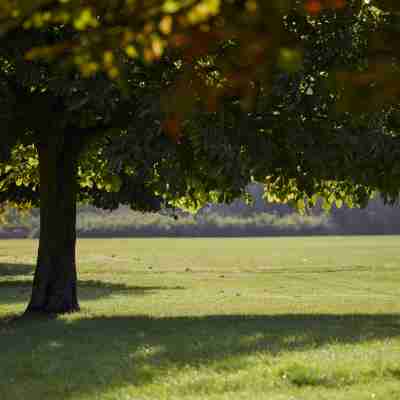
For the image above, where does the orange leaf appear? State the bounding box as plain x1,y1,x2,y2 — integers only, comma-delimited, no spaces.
163,115,182,143
305,0,322,15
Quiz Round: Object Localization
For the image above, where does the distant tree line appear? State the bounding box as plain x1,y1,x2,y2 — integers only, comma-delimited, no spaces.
1,186,400,238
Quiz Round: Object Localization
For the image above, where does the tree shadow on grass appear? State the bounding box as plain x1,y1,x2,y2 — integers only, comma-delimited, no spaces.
0,277,185,304
0,313,399,399
0,263,34,277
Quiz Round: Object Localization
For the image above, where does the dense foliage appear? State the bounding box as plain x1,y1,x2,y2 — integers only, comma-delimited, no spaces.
1,0,400,210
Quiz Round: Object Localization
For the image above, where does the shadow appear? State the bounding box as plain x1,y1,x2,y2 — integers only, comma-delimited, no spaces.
0,313,399,399
0,263,34,277
0,279,185,304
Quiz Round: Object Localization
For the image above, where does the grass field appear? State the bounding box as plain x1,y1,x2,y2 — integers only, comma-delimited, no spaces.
0,236,399,400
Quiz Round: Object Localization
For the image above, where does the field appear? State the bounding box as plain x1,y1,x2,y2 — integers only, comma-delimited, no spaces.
0,236,400,400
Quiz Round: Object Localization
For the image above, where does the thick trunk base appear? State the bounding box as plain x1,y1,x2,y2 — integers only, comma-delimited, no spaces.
26,299,79,314
26,259,79,314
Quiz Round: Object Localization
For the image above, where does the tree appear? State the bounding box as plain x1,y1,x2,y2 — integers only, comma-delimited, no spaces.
1,0,400,314
0,24,260,313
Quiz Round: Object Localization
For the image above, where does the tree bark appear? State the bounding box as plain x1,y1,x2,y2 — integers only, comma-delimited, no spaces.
26,134,80,314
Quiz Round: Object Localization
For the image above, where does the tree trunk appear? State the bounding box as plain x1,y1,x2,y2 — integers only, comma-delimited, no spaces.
26,135,79,314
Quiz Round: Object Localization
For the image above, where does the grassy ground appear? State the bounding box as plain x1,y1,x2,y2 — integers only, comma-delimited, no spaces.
0,236,399,400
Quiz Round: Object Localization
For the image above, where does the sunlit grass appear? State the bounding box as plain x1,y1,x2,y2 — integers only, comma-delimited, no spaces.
0,236,399,399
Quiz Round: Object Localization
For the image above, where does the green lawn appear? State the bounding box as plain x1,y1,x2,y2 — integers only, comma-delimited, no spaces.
0,236,399,400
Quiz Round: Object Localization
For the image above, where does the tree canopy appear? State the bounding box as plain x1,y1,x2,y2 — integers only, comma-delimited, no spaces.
2,0,400,209
2,1,400,105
